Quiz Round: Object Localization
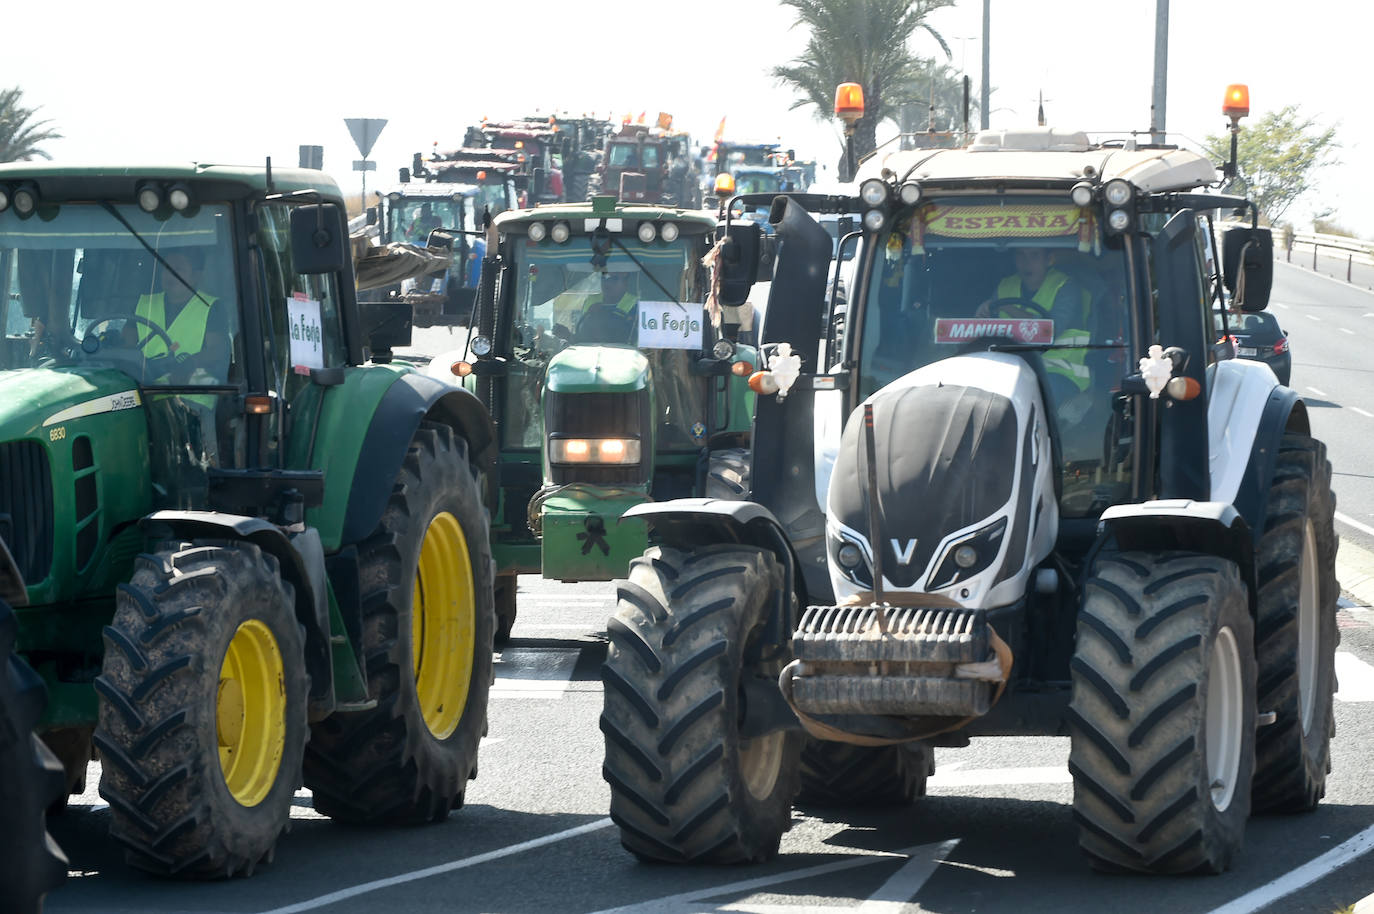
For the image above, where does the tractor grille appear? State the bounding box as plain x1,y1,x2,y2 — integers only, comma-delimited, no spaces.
546,390,650,486
0,440,55,584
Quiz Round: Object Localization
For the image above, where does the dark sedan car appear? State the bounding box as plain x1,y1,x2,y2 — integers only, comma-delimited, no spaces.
1229,310,1291,385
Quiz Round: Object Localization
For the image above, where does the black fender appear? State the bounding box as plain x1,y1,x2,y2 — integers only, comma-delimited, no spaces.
341,371,497,546
1232,386,1309,535
623,498,805,659
140,511,333,713
1097,500,1256,619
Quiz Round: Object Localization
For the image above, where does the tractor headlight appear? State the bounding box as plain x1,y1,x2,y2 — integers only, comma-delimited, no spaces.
1107,209,1131,232
637,221,657,243
837,542,864,569
470,335,493,357
550,221,571,243
927,517,1008,591
897,181,922,205
1070,181,1094,207
659,221,680,242
1103,179,1132,207
0,188,9,213
862,209,885,231
12,185,38,217
712,338,736,360
167,183,193,212
549,437,642,465
136,183,161,213
859,178,889,207
528,222,547,242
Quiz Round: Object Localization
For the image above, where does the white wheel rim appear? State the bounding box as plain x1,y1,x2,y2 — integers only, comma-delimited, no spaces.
1206,626,1244,812
1298,519,1320,736
739,731,785,800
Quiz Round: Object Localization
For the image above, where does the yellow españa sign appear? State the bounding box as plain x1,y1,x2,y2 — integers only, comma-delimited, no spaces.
921,205,1082,237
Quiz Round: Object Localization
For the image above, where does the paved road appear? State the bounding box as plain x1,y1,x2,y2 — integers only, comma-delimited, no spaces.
39,260,1374,914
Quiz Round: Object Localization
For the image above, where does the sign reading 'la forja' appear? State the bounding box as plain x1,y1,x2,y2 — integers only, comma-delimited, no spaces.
637,301,703,350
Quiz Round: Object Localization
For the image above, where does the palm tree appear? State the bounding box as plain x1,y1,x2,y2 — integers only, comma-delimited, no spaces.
772,0,955,177
0,87,62,162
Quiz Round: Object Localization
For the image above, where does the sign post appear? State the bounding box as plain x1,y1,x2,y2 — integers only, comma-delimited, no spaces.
343,117,387,212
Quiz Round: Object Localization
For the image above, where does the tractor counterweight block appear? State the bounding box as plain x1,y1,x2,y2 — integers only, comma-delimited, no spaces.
794,604,989,663
790,673,995,717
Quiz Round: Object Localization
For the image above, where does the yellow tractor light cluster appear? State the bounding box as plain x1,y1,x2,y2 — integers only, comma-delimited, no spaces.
550,437,642,466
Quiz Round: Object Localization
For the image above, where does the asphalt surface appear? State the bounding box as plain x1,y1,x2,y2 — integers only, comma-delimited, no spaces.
37,259,1374,914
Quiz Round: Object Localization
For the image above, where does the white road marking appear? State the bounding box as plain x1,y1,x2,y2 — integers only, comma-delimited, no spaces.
1342,327,1357,335
1307,386,1330,398
1335,651,1374,702
256,818,614,914
1271,302,1288,309
1352,406,1374,418
929,766,1071,788
589,842,957,914
855,839,959,913
490,646,581,699
1304,313,1321,321
1337,511,1374,538
1206,824,1374,914
1364,312,1374,318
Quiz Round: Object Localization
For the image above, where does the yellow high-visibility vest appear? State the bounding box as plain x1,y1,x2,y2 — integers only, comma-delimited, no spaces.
134,291,216,359
997,270,1091,392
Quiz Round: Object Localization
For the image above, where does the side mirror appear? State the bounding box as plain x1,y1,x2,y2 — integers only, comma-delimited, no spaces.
366,206,378,227
717,222,762,307
289,204,346,275
398,167,411,184
1222,226,1273,311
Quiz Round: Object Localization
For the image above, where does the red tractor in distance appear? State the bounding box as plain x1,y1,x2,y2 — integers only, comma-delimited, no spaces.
588,123,701,207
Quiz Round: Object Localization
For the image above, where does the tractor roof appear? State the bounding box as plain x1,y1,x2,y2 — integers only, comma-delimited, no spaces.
378,182,482,199
494,199,716,231
0,161,342,199
865,128,1220,194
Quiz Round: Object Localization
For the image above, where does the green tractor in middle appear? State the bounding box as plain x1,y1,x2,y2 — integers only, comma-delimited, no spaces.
425,197,758,639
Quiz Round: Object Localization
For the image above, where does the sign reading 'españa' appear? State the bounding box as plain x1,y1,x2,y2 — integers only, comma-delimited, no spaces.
920,205,1083,238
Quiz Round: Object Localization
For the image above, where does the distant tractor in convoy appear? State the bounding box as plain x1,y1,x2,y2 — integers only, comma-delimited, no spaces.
0,163,497,879
589,122,701,208
426,196,756,642
601,84,1340,874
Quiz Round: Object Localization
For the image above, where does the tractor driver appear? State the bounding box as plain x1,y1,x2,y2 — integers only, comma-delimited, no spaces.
575,271,639,344
133,248,232,384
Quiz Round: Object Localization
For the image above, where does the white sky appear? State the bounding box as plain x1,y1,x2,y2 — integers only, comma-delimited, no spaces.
3,0,1361,233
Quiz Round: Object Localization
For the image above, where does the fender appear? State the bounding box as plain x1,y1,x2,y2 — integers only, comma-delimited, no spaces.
624,498,805,657
140,511,333,713
1097,500,1256,618
1232,386,1309,536
341,372,497,546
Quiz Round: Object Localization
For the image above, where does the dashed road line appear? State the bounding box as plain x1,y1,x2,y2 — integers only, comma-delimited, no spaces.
1335,651,1374,702
1342,327,1357,335
1337,511,1374,538
1352,407,1374,418
256,818,614,914
1307,386,1330,398
1305,313,1321,321
1206,824,1374,914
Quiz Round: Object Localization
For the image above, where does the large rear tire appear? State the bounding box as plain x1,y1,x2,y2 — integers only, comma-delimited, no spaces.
304,424,494,823
0,597,68,911
601,544,800,863
95,542,307,878
706,448,751,500
796,740,933,807
1069,552,1256,874
494,573,518,646
1252,435,1339,812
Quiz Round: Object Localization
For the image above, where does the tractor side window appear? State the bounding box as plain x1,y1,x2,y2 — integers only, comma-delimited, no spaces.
642,145,660,169
254,203,348,413
608,144,636,169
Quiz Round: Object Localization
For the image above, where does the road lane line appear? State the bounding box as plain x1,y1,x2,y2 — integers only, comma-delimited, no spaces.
589,843,950,914
1307,386,1329,398
256,818,614,914
1337,511,1374,538
1353,407,1374,418
855,839,959,913
1335,651,1374,702
1342,327,1357,335
929,766,1071,787
1205,824,1374,914
1304,313,1321,321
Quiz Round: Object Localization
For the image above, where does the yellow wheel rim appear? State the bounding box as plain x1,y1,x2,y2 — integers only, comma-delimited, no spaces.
412,510,477,740
217,619,287,807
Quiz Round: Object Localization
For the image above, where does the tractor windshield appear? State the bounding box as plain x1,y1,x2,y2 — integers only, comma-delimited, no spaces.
734,171,785,195
501,235,710,449
0,202,241,389
852,196,1136,518
387,196,471,243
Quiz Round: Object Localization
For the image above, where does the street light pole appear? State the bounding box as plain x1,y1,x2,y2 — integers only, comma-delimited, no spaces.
1150,0,1169,144
980,0,991,130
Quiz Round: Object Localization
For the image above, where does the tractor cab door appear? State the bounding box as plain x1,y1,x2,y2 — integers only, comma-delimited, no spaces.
252,201,351,471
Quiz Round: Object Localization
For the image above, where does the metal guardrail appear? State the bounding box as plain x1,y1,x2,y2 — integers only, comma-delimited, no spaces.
1283,230,1374,281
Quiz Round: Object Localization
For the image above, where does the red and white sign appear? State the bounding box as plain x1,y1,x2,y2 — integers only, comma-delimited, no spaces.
934,318,1054,344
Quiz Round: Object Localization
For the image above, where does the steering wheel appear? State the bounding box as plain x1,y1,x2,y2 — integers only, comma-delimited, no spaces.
576,304,635,343
986,296,1051,320
86,314,176,356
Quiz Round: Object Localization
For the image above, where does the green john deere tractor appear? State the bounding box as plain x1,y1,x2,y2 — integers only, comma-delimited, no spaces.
424,196,757,641
0,163,497,879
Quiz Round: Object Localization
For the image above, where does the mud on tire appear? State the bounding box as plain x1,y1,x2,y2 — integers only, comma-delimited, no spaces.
95,541,307,878
0,597,68,910
1069,552,1256,874
796,739,933,807
304,423,495,823
601,544,801,863
1251,435,1339,812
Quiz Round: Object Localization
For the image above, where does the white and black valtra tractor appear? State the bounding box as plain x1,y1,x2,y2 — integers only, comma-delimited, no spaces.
598,86,1340,874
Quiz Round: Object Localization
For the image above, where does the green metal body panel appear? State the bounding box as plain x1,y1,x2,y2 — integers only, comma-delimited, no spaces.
539,487,652,581
0,161,344,199
545,345,649,394
325,585,370,704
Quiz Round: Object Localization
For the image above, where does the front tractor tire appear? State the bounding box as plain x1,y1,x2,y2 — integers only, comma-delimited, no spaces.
1252,435,1339,812
601,545,801,864
1,597,69,910
1069,553,1256,874
95,542,308,878
304,423,495,823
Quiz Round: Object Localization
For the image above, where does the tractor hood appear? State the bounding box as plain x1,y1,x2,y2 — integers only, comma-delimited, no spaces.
545,345,649,394
0,366,143,438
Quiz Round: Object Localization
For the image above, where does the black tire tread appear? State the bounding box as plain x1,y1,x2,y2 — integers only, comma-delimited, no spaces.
796,740,933,807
